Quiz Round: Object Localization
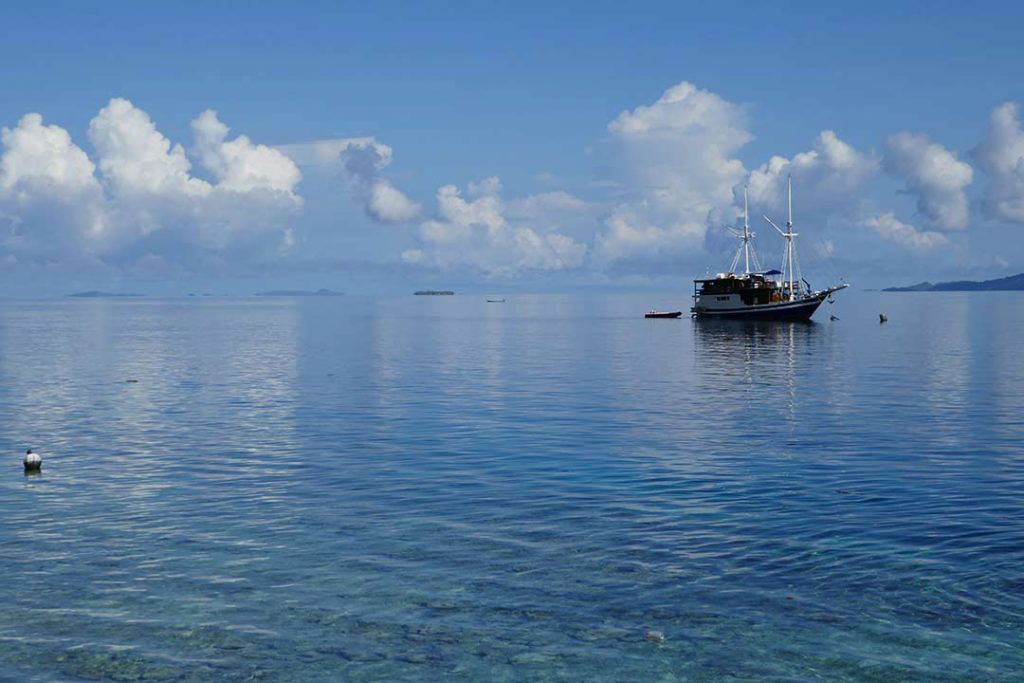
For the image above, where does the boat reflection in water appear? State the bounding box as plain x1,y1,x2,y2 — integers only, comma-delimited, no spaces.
690,315,841,426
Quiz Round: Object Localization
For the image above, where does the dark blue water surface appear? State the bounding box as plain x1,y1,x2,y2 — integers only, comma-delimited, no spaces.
0,292,1021,681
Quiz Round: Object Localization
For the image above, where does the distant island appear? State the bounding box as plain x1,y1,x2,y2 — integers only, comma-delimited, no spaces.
884,273,1024,292
254,288,343,297
414,290,455,296
67,291,144,298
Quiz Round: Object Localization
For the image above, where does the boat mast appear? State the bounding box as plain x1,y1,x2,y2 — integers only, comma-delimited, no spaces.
727,186,761,275
787,176,794,299
743,187,751,275
763,175,800,301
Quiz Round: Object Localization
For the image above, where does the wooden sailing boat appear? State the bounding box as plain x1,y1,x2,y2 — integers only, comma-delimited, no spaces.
690,179,848,321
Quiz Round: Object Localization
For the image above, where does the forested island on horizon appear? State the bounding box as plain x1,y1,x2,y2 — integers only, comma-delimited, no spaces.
885,273,1024,292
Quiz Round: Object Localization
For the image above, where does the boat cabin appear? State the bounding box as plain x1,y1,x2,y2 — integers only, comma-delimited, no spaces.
693,271,802,307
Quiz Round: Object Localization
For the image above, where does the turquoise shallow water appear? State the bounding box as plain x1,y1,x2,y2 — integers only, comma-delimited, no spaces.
0,292,1021,681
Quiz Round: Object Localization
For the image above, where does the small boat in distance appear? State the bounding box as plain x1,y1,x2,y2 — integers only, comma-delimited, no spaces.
486,298,506,303
645,311,682,319
691,179,847,321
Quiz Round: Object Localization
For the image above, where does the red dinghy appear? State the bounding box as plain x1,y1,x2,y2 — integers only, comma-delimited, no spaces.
645,311,682,319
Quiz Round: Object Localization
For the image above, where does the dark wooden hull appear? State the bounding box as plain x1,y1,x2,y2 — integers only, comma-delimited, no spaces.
691,294,826,321
645,311,683,319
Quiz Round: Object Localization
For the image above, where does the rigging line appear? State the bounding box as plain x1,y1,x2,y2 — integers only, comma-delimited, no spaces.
750,246,762,274
729,248,742,274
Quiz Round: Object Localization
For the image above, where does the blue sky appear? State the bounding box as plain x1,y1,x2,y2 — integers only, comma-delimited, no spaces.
1,1,1022,294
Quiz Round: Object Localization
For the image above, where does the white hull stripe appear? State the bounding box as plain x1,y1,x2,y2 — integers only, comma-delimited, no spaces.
692,295,826,316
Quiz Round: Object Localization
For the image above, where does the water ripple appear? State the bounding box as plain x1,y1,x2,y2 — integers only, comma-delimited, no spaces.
0,293,1021,680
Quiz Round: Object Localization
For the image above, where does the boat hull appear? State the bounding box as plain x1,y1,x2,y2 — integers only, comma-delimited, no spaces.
691,293,827,321
645,311,682,319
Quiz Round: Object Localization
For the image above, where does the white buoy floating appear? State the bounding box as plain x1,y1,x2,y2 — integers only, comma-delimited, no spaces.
23,448,41,473
645,630,665,644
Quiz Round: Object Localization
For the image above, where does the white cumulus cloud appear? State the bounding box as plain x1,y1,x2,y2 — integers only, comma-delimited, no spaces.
192,109,301,196
89,98,210,198
467,176,502,197
864,213,948,249
972,102,1024,224
595,81,751,266
368,180,421,222
406,179,587,275
0,113,108,257
883,132,972,231
1,113,99,194
0,98,303,270
746,130,879,217
740,131,882,270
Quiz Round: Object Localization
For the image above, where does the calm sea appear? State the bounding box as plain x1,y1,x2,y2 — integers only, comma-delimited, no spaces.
0,292,1021,681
